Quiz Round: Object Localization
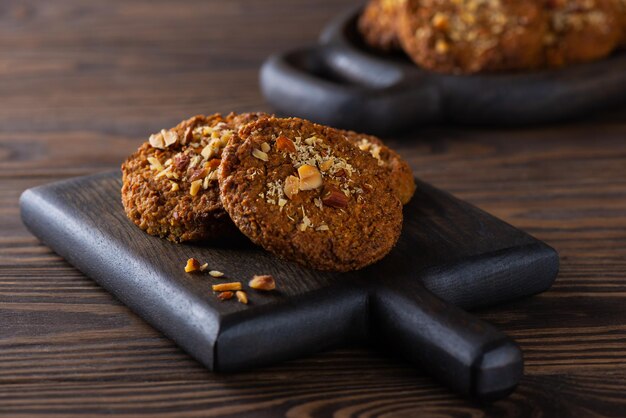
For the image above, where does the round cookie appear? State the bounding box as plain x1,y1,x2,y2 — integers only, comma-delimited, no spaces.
543,0,622,67
121,112,267,243
342,130,416,205
358,0,407,52
219,117,403,272
397,0,547,74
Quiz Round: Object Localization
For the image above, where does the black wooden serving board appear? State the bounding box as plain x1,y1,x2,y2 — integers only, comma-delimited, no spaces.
260,8,626,135
20,172,558,401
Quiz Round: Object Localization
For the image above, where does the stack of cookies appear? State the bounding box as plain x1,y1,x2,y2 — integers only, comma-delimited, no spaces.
359,0,626,74
121,113,415,272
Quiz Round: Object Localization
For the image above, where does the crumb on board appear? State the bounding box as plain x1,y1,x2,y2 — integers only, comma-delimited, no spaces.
249,275,276,291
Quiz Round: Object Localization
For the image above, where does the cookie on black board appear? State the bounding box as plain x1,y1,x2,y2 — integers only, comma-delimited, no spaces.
219,117,403,272
121,112,268,242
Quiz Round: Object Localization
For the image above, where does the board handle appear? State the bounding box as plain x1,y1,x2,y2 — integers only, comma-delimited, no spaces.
259,46,440,135
372,284,523,402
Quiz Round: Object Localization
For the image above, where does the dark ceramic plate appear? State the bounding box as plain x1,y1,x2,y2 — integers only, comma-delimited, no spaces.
261,8,626,135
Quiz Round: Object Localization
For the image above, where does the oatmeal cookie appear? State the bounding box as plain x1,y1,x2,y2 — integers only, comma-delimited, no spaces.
358,0,407,51
219,117,403,272
543,0,622,67
342,130,415,204
121,112,267,242
397,0,547,73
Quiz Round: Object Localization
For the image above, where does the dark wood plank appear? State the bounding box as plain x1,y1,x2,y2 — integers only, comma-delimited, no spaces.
1,0,625,416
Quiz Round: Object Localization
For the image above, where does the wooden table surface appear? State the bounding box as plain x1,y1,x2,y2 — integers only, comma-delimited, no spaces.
1,0,625,416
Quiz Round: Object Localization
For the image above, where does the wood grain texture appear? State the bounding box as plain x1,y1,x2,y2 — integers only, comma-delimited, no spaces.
1,0,625,416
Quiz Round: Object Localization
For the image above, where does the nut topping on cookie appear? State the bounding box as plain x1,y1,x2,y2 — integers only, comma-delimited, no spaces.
322,185,349,208
189,179,202,196
252,148,269,161
218,117,403,271
276,136,296,152
297,165,323,190
284,175,300,199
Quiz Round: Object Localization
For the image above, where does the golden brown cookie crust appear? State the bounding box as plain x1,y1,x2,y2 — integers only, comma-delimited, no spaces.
543,0,621,67
358,0,407,51
398,0,547,74
342,130,415,205
121,112,268,242
219,117,403,272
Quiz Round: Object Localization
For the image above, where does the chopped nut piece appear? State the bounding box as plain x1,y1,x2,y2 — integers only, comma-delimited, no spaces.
189,155,202,169
261,142,271,153
174,153,190,170
170,181,179,192
189,179,202,196
212,282,242,292
155,166,171,178
200,263,209,271
319,159,333,172
316,224,330,231
276,136,296,153
217,291,234,301
322,185,349,208
435,39,450,54
149,132,165,149
432,12,449,30
189,168,208,182
298,165,323,190
236,291,248,304
304,136,318,146
184,258,201,273
201,143,217,160
209,270,224,278
249,275,276,291
278,198,288,209
334,168,347,178
161,129,178,147
147,157,163,171
207,158,221,171
284,175,300,200
252,148,269,161
183,126,193,144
